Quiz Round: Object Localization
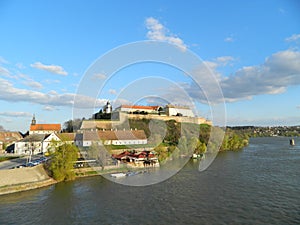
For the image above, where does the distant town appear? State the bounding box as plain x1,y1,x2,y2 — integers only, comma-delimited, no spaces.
228,125,300,137
1,102,299,155
0,102,211,156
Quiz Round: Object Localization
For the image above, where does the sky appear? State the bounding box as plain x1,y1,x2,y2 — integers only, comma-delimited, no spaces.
0,0,300,132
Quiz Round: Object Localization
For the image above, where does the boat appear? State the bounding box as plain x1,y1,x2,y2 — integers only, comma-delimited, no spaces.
126,171,143,176
192,153,205,159
290,139,295,146
110,172,127,178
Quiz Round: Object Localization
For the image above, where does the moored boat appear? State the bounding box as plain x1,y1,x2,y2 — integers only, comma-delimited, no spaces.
110,172,127,178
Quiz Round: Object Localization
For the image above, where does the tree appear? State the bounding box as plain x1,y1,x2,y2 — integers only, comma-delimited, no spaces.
47,143,79,181
63,119,83,132
87,143,110,168
164,120,181,145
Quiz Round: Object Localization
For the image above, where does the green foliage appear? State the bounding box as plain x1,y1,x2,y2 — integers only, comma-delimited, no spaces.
117,118,249,161
194,140,207,154
128,118,151,137
221,131,249,151
164,120,181,145
87,143,110,167
63,118,83,132
199,124,212,144
47,143,79,182
154,145,169,162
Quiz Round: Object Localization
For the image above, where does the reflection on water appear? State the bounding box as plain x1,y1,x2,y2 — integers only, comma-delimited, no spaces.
0,137,299,224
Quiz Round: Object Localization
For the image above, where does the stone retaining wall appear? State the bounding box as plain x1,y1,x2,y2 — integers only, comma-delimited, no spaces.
0,164,57,195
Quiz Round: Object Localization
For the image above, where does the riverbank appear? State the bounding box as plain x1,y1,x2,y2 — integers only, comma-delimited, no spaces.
0,164,130,196
0,164,57,196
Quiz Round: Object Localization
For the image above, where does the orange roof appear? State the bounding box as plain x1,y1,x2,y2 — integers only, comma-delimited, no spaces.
121,105,160,110
30,124,61,131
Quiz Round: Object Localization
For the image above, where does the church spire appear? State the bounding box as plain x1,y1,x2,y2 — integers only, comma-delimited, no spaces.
31,114,36,125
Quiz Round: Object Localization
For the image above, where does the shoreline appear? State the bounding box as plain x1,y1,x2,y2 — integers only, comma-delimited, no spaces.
0,178,57,196
0,166,133,196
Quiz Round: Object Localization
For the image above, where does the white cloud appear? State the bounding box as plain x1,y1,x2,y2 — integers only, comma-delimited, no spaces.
215,56,235,66
224,37,234,42
224,50,300,100
23,80,43,90
285,33,300,42
0,66,11,77
92,73,107,80
0,78,107,109
17,73,43,90
145,17,187,51
0,112,32,117
15,62,25,69
43,106,56,111
221,50,300,101
44,79,61,84
178,49,300,103
109,89,117,95
0,56,9,64
31,62,68,75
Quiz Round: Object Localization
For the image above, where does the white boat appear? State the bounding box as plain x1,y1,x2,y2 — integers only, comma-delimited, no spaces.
126,171,143,176
290,139,295,146
110,172,127,178
192,153,205,159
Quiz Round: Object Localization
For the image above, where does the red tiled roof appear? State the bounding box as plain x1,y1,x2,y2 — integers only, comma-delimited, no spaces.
121,105,160,110
113,150,157,160
30,124,61,131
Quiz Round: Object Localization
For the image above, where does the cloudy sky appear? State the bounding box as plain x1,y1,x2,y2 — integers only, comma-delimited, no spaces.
0,0,300,132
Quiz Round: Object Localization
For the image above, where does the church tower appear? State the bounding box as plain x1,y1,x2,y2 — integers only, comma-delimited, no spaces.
31,114,36,125
103,101,112,114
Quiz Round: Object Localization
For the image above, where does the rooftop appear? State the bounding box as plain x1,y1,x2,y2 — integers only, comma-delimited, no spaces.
118,105,161,110
30,124,61,131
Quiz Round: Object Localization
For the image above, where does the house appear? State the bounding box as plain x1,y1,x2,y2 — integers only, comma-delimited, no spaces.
14,134,46,155
165,104,194,117
29,115,61,134
115,105,163,114
112,150,159,167
0,131,23,151
98,129,147,145
75,129,147,148
75,131,100,148
12,132,76,155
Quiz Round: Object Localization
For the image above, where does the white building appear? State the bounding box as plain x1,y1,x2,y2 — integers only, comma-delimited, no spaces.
165,104,194,117
13,133,75,155
75,129,147,148
14,134,45,155
115,105,162,114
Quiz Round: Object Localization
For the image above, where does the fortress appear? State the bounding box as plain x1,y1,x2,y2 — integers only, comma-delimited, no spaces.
81,102,211,130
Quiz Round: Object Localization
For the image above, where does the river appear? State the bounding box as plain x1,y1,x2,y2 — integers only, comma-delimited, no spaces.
0,137,299,224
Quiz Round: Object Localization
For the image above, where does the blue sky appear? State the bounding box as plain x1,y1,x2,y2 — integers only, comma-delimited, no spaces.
0,0,300,132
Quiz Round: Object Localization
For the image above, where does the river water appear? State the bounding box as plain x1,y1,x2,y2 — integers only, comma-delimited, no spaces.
0,137,299,225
